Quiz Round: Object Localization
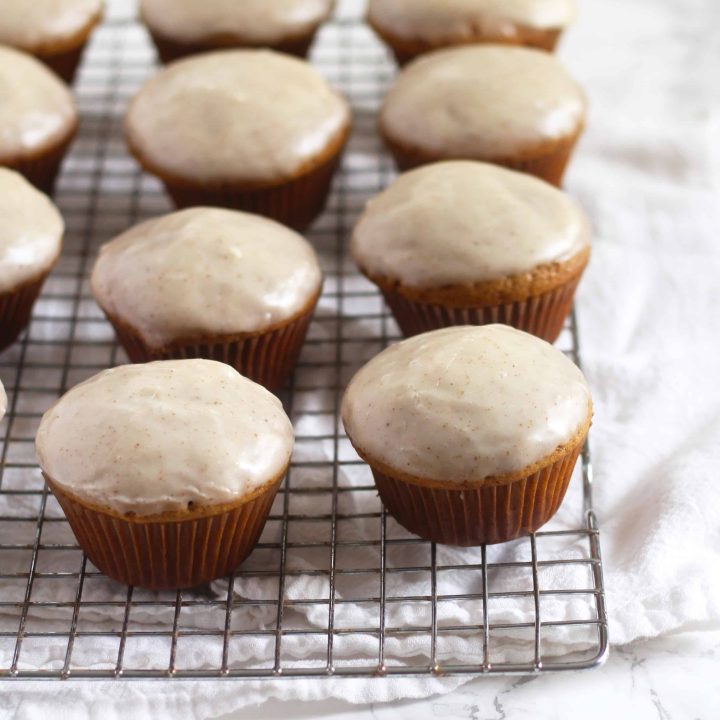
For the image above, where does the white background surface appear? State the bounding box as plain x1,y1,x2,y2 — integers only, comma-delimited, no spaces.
6,630,719,719
227,631,720,720
2,0,720,715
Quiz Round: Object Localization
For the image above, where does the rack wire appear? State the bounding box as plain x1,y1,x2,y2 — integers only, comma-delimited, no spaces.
0,0,608,680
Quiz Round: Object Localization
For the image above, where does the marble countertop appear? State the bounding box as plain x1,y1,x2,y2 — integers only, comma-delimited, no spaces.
227,630,720,719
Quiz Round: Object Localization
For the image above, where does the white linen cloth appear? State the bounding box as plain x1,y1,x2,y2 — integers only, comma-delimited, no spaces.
1,0,719,715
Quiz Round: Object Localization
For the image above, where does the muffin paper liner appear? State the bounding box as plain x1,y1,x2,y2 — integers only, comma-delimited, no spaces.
498,136,580,188
0,273,50,352
381,274,582,342
106,306,315,391
385,29,562,66
159,150,344,232
45,474,283,590
371,442,584,546
148,31,317,64
6,132,77,196
385,130,581,188
41,44,86,84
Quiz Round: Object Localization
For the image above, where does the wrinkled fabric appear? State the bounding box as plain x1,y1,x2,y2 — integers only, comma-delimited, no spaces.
1,0,718,714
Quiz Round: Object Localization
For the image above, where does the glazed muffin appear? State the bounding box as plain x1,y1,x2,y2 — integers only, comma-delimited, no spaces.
125,50,351,230
342,325,592,545
352,161,590,342
368,0,576,64
0,46,79,194
91,207,322,390
36,359,294,589
0,168,64,351
0,0,103,83
139,0,336,62
380,45,586,186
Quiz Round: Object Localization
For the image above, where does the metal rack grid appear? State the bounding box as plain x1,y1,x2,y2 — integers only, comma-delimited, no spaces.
0,0,608,680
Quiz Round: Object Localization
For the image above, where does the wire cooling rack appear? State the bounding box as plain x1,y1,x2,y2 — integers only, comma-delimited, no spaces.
0,0,608,680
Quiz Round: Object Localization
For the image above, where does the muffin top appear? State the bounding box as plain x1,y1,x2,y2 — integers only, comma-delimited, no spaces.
352,161,590,288
0,46,78,161
380,45,585,160
0,168,64,292
125,50,350,184
140,0,334,45
368,0,576,40
342,325,591,484
0,0,102,53
91,207,322,348
36,359,294,516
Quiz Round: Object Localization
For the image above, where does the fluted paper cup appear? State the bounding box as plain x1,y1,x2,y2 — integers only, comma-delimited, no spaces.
45,473,283,590
0,272,52,352
380,274,582,342
104,297,318,391
369,439,585,546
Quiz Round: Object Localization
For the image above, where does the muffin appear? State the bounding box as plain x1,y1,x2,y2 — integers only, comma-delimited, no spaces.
125,50,351,230
91,207,322,390
342,325,592,545
0,0,103,83
0,168,64,352
368,0,576,64
0,46,79,194
352,161,590,342
36,359,294,589
380,45,586,186
139,0,336,62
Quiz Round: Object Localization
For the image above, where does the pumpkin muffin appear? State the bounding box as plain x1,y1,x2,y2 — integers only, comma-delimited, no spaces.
351,161,590,341
125,49,351,230
0,168,64,352
36,359,294,589
91,207,322,390
368,0,576,64
342,325,592,545
0,0,103,83
379,45,586,186
140,0,336,62
0,46,79,194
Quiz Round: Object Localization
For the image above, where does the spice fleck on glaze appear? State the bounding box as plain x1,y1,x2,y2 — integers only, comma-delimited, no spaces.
342,325,591,483
125,49,350,184
0,168,63,293
0,46,77,160
352,161,590,287
380,45,585,159
36,360,294,516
